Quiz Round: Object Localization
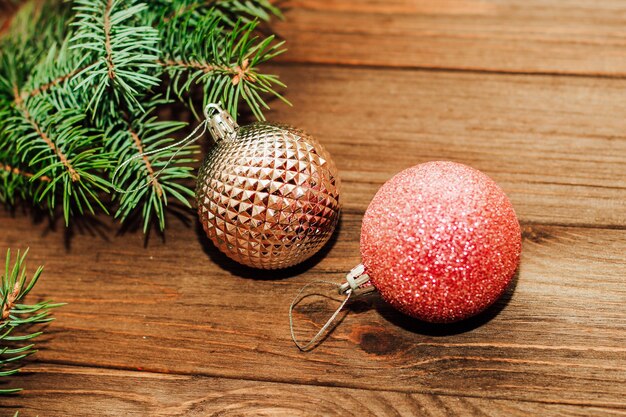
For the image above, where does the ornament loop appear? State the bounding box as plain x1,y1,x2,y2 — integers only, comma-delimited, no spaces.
289,265,374,351
289,280,352,352
112,103,224,195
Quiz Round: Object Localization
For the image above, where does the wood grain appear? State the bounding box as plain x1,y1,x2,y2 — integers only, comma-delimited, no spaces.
2,1,626,415
275,0,626,76
262,64,626,227
2,364,623,416
1,209,624,408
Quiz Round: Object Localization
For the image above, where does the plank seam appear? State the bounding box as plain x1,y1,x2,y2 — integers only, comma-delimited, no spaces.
274,59,626,81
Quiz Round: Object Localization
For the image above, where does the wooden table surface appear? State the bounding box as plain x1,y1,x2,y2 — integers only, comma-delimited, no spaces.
2,1,626,416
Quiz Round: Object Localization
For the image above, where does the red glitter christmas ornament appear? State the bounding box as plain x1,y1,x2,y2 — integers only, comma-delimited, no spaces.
360,161,521,323
290,161,522,350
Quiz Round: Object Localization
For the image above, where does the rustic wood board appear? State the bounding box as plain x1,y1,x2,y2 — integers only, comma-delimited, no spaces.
263,64,626,228
2,364,623,416
274,0,626,76
2,1,626,415
0,209,624,411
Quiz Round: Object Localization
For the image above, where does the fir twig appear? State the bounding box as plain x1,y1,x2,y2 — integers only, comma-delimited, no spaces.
13,88,80,182
0,248,62,394
0,7,113,222
107,100,197,232
159,13,289,120
5,87,113,223
70,0,161,113
0,164,50,182
25,66,84,99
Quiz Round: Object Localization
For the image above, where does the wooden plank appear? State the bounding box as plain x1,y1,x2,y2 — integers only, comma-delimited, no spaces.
1,209,624,407
4,364,622,417
262,64,626,227
274,0,626,76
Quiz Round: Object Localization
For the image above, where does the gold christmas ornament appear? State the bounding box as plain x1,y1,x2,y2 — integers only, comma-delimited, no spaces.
196,105,341,269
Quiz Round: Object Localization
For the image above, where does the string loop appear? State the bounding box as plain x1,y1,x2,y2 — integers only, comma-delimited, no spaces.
289,264,374,351
111,103,229,195
289,281,352,351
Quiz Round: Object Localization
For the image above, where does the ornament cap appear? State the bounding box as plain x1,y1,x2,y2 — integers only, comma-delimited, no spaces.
338,263,374,296
206,103,239,142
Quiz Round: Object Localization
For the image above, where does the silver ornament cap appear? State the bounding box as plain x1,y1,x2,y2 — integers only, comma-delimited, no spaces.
197,105,341,269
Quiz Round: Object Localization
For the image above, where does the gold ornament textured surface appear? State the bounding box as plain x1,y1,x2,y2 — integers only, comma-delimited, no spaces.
197,122,341,269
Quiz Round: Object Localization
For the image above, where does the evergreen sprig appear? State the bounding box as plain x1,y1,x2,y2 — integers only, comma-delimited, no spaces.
0,249,61,394
160,12,287,120
71,0,161,113
0,0,288,231
8,87,113,222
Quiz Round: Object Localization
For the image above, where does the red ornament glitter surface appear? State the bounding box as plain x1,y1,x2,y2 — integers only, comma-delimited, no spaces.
360,161,521,323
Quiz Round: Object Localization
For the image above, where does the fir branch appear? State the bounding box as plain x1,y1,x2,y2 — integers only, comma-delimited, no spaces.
0,248,62,394
0,0,288,231
0,29,112,216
